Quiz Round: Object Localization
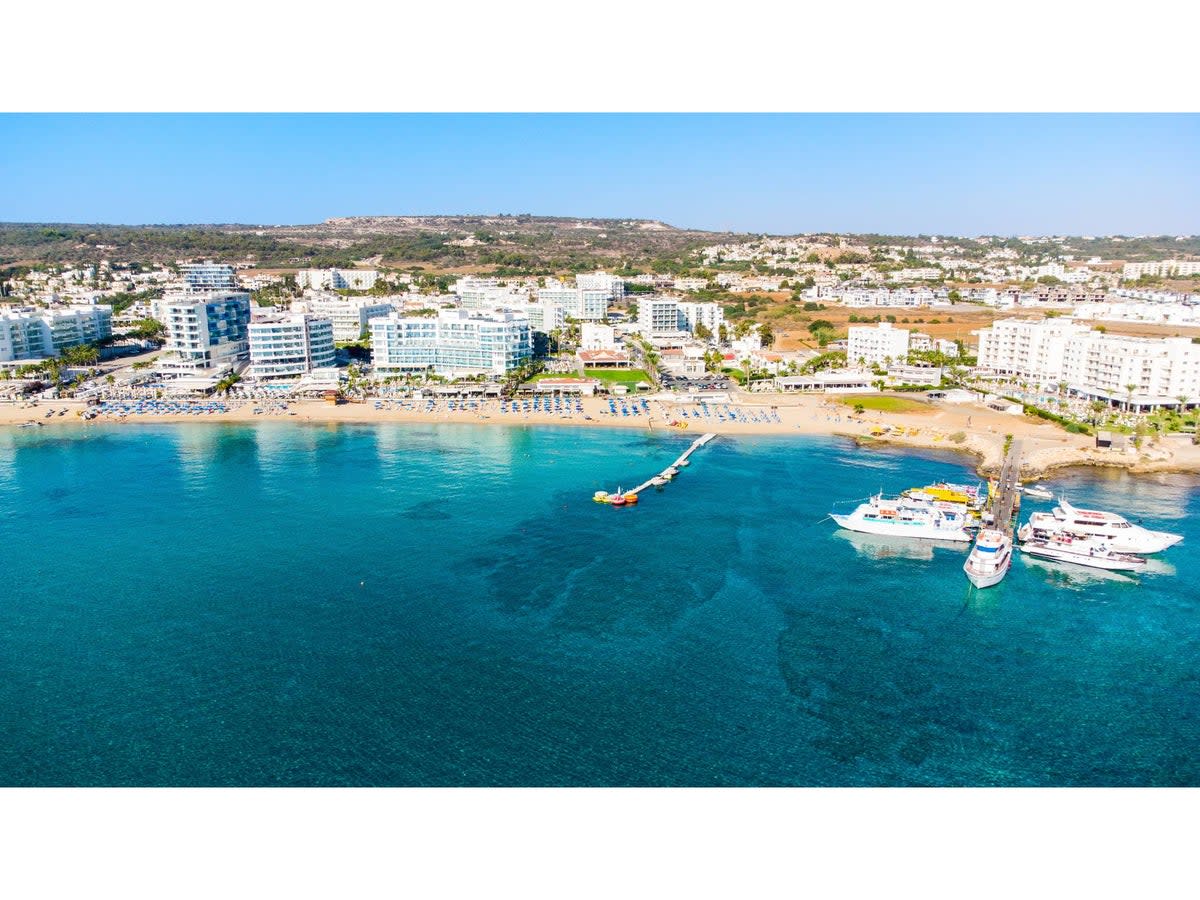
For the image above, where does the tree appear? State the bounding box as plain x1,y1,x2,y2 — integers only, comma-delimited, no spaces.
1089,400,1108,427
693,322,712,341
718,323,729,343
757,322,775,348
1125,384,1137,412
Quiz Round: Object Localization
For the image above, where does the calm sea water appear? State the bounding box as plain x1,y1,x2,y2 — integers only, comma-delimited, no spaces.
1,422,1197,786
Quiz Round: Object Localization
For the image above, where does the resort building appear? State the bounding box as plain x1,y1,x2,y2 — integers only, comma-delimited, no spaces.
295,292,394,342
370,309,531,377
676,301,724,336
296,268,379,291
248,313,336,379
847,322,911,366
976,317,1200,409
537,283,610,321
454,277,529,311
158,292,252,372
0,305,114,363
637,296,684,337
575,271,626,300
1122,260,1200,280
518,298,566,335
180,261,239,293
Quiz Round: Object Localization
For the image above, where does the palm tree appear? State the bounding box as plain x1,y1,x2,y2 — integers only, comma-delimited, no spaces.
1177,394,1190,412
1089,400,1107,428
1125,383,1137,413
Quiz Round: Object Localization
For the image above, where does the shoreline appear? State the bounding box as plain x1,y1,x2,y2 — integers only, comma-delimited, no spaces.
4,394,1199,480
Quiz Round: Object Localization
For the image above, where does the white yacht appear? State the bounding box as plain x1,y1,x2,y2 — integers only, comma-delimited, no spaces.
831,493,974,542
1022,484,1053,500
1020,499,1182,554
964,529,1013,588
1018,529,1146,572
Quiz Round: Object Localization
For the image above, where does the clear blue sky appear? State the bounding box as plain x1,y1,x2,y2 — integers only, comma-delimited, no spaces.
1,114,1196,236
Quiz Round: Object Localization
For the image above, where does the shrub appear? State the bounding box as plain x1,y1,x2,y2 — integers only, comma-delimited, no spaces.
949,431,966,444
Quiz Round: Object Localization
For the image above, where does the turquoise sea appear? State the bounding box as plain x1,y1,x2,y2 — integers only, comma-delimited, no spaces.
1,422,1197,786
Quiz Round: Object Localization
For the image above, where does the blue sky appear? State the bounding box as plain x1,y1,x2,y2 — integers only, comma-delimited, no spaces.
1,114,1196,235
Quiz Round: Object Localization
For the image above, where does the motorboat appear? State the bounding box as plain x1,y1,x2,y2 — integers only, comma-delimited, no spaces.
1022,484,1053,500
964,529,1013,588
831,493,974,542
1022,498,1182,554
1018,530,1146,572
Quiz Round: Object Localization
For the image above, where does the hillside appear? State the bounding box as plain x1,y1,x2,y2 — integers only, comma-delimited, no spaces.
0,216,740,274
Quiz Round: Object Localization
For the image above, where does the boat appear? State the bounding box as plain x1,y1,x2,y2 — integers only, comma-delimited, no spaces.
1020,498,1183,554
18,421,43,428
623,493,639,505
610,487,627,507
906,481,987,510
964,529,1013,588
593,491,610,503
1018,530,1146,572
830,493,974,542
1023,484,1054,500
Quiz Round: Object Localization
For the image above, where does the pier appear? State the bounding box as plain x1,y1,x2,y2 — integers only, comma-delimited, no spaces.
595,433,717,504
628,432,717,495
989,438,1023,535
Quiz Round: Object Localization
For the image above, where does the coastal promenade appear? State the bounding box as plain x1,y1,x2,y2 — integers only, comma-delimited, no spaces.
3,393,1199,479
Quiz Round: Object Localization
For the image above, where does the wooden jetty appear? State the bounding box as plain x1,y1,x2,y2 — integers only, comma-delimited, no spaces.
596,433,717,503
990,438,1024,536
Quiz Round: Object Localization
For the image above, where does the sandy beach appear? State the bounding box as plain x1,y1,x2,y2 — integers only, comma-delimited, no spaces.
4,392,1199,479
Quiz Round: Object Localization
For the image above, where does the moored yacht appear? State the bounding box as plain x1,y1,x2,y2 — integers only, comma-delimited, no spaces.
964,529,1012,588
831,493,974,542
1021,498,1182,554
1018,529,1146,572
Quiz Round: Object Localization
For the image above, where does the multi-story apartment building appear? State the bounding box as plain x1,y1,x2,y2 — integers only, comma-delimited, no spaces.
518,298,566,335
0,306,114,363
676,301,724,336
296,268,379,291
637,296,683,337
575,270,626,300
370,309,531,377
295,292,394,342
158,292,252,372
847,322,911,366
181,261,239,292
536,285,610,322
976,317,1200,407
1122,260,1200,280
248,313,336,379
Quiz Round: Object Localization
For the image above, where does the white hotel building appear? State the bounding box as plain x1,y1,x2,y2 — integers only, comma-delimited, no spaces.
1122,260,1200,280
537,283,610,321
248,313,336,379
976,318,1200,408
295,292,394,342
676,301,724,336
637,296,685,338
370,309,531,377
847,322,911,366
158,292,252,373
576,270,626,300
296,268,379,291
0,306,114,363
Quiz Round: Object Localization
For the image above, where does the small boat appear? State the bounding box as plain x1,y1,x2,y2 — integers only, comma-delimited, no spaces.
964,529,1013,588
610,493,627,507
1023,484,1053,500
593,491,610,503
623,493,639,505
18,421,43,428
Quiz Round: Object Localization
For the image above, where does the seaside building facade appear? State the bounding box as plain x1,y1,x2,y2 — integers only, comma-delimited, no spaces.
370,309,531,377
847,322,911,366
248,313,336,379
638,296,684,337
537,284,609,321
0,306,114,363
158,292,252,372
575,270,626,300
296,292,394,342
976,317,1200,408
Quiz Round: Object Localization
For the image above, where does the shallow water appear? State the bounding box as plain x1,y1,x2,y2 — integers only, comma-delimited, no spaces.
1,423,1196,785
